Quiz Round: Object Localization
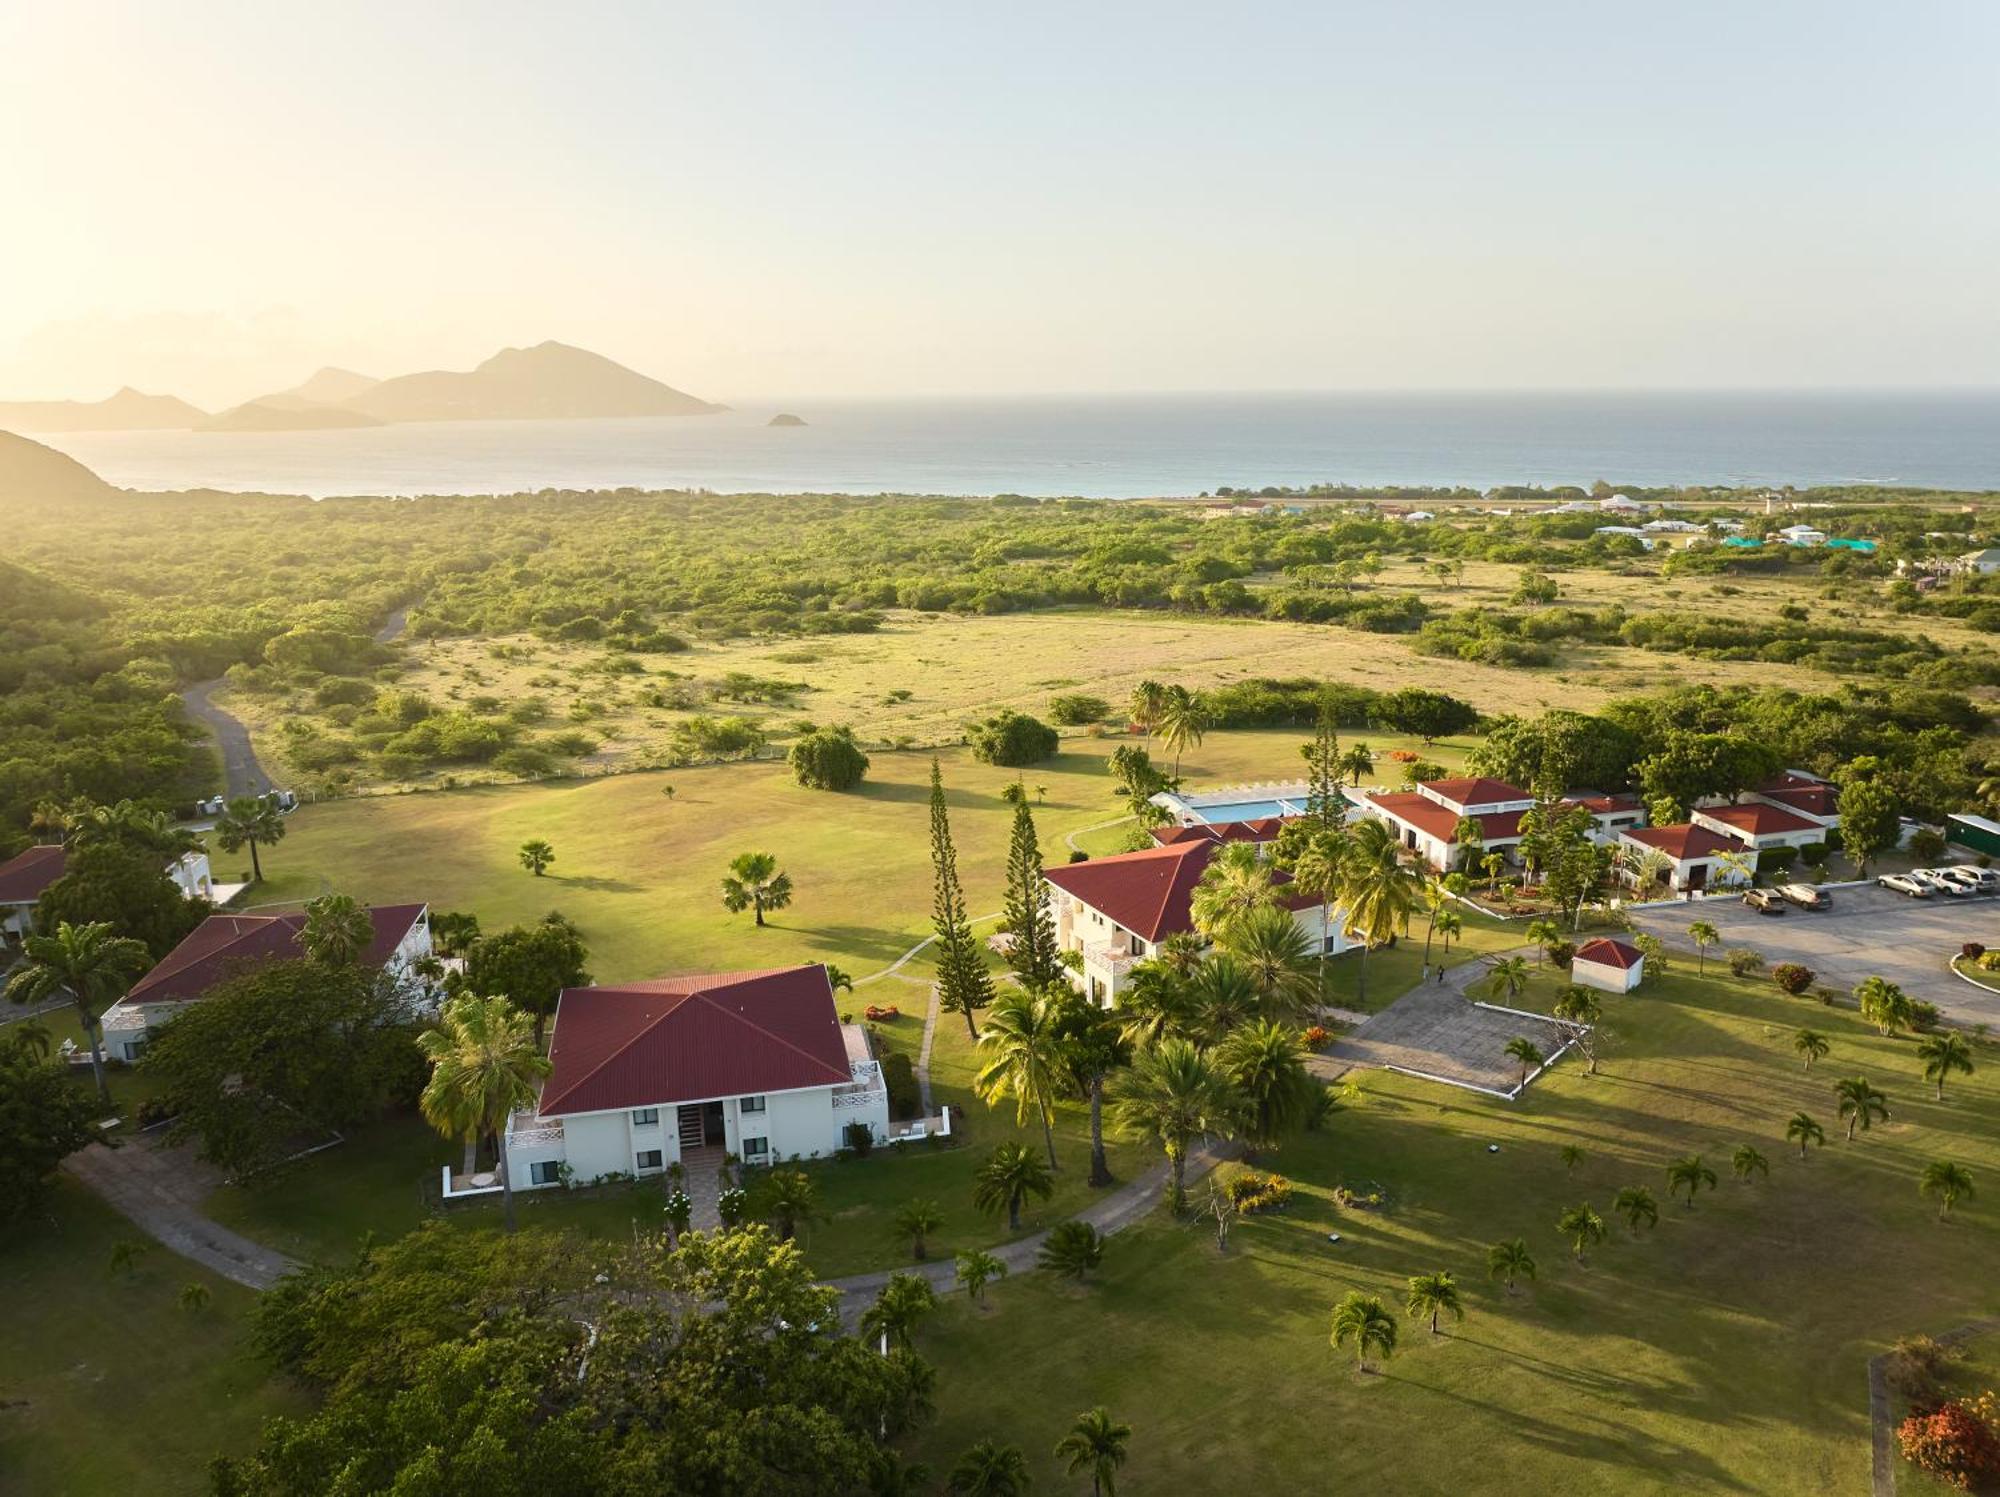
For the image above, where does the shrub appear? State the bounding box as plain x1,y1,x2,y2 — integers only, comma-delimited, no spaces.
1771,962,1815,995
1302,1025,1331,1049
1982,951,2000,973
1047,693,1111,726
1963,943,1986,962
841,1121,875,1157
1727,948,1766,977
1546,940,1575,968
494,744,559,778
716,1187,748,1227
1227,1170,1294,1213
863,1003,901,1023
1897,1400,2000,1490
881,1051,921,1120
967,708,1059,767
788,726,871,791
547,730,600,758
1756,846,1799,875
1885,1335,1957,1405
1909,1000,1941,1032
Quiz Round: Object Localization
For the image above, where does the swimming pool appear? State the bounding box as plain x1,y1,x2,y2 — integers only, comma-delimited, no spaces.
1189,797,1308,823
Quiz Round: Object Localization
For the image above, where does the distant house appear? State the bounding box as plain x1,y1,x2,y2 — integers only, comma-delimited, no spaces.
501,965,891,1190
1571,937,1644,994
1617,823,1747,893
1347,777,1645,873
1595,525,1656,550
1745,771,1841,831
1043,839,1345,1006
97,903,434,1060
1641,519,1703,534
1776,524,1827,547
1956,548,2000,575
1597,495,1647,513
0,844,223,943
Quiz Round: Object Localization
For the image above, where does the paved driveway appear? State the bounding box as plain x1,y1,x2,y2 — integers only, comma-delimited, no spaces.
1626,884,2000,1026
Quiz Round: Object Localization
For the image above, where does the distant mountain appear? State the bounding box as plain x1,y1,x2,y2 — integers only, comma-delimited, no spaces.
0,386,206,432
768,412,807,427
245,366,381,412
340,341,723,423
0,430,120,504
196,400,386,433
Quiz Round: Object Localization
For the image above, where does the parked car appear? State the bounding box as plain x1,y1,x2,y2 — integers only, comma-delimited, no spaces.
1913,868,1976,897
1777,883,1830,910
1879,873,1934,898
1742,888,1787,915
1934,866,1997,895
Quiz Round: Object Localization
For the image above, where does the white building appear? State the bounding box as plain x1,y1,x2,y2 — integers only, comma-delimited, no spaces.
1346,777,1646,873
0,844,229,943
1571,938,1644,993
98,903,434,1060
1776,524,1827,547
501,965,891,1191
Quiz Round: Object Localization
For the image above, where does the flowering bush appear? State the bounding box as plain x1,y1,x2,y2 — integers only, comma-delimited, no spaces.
1897,1398,2000,1489
1771,963,1815,995
863,1004,901,1022
1226,1170,1293,1213
1387,748,1419,763
1302,1025,1331,1049
1332,1184,1385,1210
716,1186,748,1228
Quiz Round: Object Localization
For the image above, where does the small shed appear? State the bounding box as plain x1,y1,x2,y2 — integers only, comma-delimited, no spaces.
1571,937,1644,994
1947,813,2000,860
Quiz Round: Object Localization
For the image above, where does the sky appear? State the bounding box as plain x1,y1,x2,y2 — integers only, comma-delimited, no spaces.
2,1,1997,407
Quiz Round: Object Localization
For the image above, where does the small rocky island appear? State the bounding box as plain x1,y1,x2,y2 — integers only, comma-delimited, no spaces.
767,412,807,427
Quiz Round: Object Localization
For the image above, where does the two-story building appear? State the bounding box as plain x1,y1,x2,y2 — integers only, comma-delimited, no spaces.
97,902,434,1059
0,844,225,944
1347,777,1648,873
502,964,890,1190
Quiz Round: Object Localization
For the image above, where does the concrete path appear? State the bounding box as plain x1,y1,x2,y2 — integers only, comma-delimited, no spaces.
679,1147,725,1231
828,1136,1231,1324
63,1137,300,1291
1064,813,1133,854
1867,1315,2000,1497
180,679,273,800
915,981,941,1115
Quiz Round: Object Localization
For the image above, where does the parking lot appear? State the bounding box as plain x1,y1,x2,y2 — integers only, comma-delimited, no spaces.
1626,882,2000,1026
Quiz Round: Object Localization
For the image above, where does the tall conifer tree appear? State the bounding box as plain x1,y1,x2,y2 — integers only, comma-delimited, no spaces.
1302,691,1345,832
1003,800,1062,990
929,760,993,1038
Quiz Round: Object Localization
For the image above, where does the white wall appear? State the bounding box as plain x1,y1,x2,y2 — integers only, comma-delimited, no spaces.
1572,957,1641,993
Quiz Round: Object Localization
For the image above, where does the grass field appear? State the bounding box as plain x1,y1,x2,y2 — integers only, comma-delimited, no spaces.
0,1178,303,1496
899,966,2000,1493
229,728,1472,983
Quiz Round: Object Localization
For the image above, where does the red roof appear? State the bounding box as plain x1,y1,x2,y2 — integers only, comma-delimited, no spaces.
126,904,427,1005
1418,777,1529,810
1365,791,1524,844
0,844,66,905
1758,784,1836,818
1755,771,1825,794
1148,816,1295,847
1044,840,1216,943
1564,790,1644,816
1621,824,1736,861
538,965,852,1116
1574,938,1643,970
1699,803,1817,837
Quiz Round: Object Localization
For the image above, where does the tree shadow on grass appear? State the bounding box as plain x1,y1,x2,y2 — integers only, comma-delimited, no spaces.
553,875,643,894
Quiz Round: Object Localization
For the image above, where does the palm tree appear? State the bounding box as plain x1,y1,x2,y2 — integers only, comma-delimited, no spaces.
517,838,556,877
1451,817,1484,873
1055,1407,1131,1497
1108,1036,1239,1211
1856,976,1914,1038
1215,1020,1315,1152
4,919,151,1102
1288,832,1346,973
1330,1291,1398,1371
1632,848,1674,899
1156,687,1210,777
1666,1154,1718,1208
1219,906,1319,1022
1155,930,1206,977
1038,1220,1105,1279
955,1248,1007,1303
1433,908,1463,957
1918,1031,1976,1100
860,1271,938,1351
972,1141,1054,1231
300,892,373,965
1339,742,1376,787
1794,1028,1830,1071
1524,918,1561,966
1130,680,1169,737
1189,843,1279,943
720,850,794,926
1732,1144,1770,1183
975,989,1066,1170
1560,1144,1585,1172
1116,961,1197,1050
1558,1202,1607,1260
1485,956,1530,1006
1712,849,1753,889
825,965,856,994
1687,920,1719,975
1503,1036,1544,1089
416,993,551,1231
1338,819,1420,1006
1404,1270,1465,1336
1786,1110,1826,1160
1053,992,1127,1187
212,796,285,882
1184,955,1261,1040
762,1169,820,1241
1487,1237,1536,1291
1919,1160,1975,1220
1481,850,1507,895
947,1441,1032,1497
1835,1076,1890,1141
1613,1185,1659,1234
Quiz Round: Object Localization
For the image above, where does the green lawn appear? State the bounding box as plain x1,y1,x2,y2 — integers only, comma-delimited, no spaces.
899,967,2000,1493
0,1178,304,1496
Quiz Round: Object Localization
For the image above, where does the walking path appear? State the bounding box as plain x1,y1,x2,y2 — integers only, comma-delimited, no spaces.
1867,1316,2000,1497
63,1137,299,1291
1064,814,1133,853
180,679,273,800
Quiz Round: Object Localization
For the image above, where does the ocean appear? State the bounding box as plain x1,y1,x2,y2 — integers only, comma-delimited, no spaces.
35,390,2000,499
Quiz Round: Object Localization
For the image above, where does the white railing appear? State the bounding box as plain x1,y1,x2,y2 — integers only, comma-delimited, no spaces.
506,1111,564,1146
100,1004,146,1032
832,1088,878,1111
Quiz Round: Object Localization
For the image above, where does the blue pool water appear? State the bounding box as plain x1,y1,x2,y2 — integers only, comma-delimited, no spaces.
1193,797,1307,822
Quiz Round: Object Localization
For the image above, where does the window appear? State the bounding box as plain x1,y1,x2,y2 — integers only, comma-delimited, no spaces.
636,1149,663,1171
739,1095,766,1115
741,1136,770,1159
529,1160,561,1186
631,1107,659,1127
122,1039,148,1061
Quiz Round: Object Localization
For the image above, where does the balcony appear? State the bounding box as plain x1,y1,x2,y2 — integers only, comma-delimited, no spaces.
832,1059,885,1110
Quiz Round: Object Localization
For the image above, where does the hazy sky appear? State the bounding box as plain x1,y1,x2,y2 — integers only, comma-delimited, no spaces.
3,1,1997,405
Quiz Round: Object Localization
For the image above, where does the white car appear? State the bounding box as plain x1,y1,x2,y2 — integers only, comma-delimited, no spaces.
1912,868,1976,896
1878,873,1933,898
